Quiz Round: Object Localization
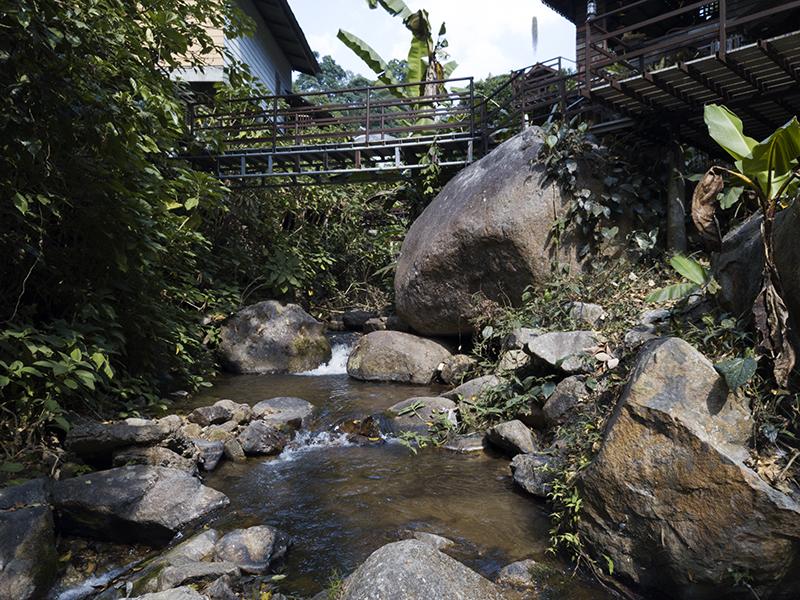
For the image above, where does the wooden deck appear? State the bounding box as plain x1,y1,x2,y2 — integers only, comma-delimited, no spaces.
187,0,800,186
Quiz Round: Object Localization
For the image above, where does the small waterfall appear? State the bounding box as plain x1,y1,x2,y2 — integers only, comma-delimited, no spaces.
272,430,356,463
299,335,357,376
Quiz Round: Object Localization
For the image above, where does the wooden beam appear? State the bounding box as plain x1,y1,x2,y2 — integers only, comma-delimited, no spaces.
608,79,670,114
678,61,775,130
643,72,699,109
758,39,800,84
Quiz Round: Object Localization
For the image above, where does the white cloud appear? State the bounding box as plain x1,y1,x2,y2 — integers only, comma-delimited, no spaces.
290,0,576,80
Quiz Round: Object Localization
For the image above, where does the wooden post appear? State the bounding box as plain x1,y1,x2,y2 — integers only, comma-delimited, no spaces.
719,0,727,57
667,141,688,252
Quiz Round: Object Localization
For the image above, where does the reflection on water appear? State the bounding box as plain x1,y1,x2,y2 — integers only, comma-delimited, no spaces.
190,373,608,598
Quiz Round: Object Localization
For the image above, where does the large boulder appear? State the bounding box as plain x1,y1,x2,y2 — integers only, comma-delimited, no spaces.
524,331,601,374
394,127,587,335
0,479,58,600
53,466,229,545
237,421,287,456
441,375,501,404
346,331,451,385
579,338,800,599
485,420,538,456
339,539,505,599
213,525,290,574
219,301,331,374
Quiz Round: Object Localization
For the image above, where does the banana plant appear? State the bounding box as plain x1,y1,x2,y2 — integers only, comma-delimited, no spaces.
337,0,458,100
694,104,800,386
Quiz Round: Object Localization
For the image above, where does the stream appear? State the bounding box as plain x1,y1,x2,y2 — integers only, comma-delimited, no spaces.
174,339,610,598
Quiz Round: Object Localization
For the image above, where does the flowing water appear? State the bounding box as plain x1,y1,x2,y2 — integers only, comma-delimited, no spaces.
176,339,609,598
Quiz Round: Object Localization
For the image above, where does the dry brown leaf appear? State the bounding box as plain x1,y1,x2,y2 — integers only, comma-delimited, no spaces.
691,170,724,247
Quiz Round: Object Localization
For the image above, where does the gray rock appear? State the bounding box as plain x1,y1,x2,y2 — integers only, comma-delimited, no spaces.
394,127,589,336
386,397,458,435
485,420,538,456
442,433,485,453
386,315,411,333
66,416,180,461
219,300,331,374
407,531,454,550
363,317,388,332
130,588,207,600
161,529,220,565
188,404,231,427
543,376,587,428
496,559,540,588
53,466,229,545
623,324,659,349
347,331,452,385
223,438,246,462
156,561,239,592
496,349,530,373
213,399,254,424
567,302,607,328
441,375,501,404
340,539,505,599
112,446,198,474
0,481,57,600
503,327,542,351
524,331,601,373
639,308,671,325
439,354,477,385
237,421,288,456
343,309,378,331
253,396,314,429
715,212,770,319
511,453,559,498
204,576,238,600
202,422,238,443
214,525,290,574
580,337,800,599
193,440,225,471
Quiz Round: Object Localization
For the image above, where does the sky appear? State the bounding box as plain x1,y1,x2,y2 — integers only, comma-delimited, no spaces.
290,0,577,81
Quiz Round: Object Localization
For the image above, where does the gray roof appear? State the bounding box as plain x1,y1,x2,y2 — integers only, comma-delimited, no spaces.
254,0,320,75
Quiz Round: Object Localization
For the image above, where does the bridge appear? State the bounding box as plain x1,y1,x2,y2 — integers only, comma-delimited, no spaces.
187,0,800,187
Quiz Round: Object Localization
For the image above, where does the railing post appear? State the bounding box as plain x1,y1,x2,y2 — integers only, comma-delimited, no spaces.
365,88,371,146
469,77,475,144
719,0,727,57
271,96,278,153
481,98,488,155
584,19,592,89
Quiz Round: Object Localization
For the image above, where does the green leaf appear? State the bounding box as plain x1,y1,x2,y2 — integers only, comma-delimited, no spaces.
646,282,700,303
720,186,744,210
337,30,402,94
704,104,758,162
0,462,24,473
369,0,412,19
13,193,29,215
741,116,800,198
669,255,707,286
715,356,758,391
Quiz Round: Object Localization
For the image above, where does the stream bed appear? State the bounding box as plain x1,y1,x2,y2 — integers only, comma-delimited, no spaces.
176,343,610,598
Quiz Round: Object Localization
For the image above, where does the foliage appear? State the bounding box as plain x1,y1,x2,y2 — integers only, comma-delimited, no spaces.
694,105,800,386
338,0,457,98
0,0,253,455
539,119,665,259
646,254,718,303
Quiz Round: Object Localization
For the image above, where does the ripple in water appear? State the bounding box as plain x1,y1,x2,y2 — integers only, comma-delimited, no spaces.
299,338,354,376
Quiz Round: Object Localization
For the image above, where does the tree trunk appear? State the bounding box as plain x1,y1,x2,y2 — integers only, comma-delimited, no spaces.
666,142,688,252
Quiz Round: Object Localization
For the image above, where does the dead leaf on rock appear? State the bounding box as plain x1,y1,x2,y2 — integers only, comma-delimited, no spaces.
691,170,724,248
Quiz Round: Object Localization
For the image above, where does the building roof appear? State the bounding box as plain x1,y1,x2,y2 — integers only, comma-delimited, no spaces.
254,0,320,75
542,1,580,24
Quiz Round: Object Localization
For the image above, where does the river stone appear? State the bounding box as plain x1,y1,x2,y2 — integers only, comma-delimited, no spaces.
543,376,587,428
511,453,559,498
223,438,246,462
0,480,57,600
524,331,601,374
194,439,225,471
188,404,231,427
214,525,290,574
407,531,454,550
66,416,180,462
203,422,238,442
130,588,207,600
439,354,477,385
342,309,378,331
156,561,240,592
441,375,501,404
253,396,314,429
386,397,458,435
496,349,530,373
204,576,238,600
496,559,540,588
442,433,485,453
213,399,254,424
394,127,587,336
485,420,538,456
623,324,659,349
503,327,542,351
237,421,288,456
219,300,331,374
339,539,505,599
363,316,388,332
347,331,451,385
579,337,800,599
567,301,606,328
112,446,198,474
53,465,229,545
